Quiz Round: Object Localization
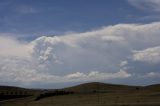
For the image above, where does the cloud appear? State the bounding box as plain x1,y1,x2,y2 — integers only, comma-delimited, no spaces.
145,72,160,78
66,72,86,79
0,56,130,86
120,61,128,67
1,22,160,87
0,36,31,58
15,5,37,14
127,0,160,12
101,36,124,42
31,22,160,73
66,70,131,81
132,46,160,63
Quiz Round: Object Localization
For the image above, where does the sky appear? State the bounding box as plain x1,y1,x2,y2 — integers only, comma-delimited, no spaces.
0,0,160,88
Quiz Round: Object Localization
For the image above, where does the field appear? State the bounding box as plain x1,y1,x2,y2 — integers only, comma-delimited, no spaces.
0,82,160,106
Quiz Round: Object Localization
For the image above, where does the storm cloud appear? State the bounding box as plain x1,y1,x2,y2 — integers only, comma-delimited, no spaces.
0,22,160,88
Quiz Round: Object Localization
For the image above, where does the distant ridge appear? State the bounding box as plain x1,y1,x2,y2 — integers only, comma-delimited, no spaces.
0,82,160,92
0,85,41,98
146,84,160,87
0,85,26,90
63,82,141,93
143,84,160,91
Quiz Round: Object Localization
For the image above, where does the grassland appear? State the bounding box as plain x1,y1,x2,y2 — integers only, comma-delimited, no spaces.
0,82,160,106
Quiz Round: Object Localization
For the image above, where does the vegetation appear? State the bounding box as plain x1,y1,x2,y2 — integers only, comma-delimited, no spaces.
35,90,74,101
0,85,41,101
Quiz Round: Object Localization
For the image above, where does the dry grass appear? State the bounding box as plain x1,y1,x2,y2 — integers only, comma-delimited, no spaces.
1,82,160,106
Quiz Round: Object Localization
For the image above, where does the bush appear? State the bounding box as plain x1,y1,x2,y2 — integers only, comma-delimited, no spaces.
35,90,74,101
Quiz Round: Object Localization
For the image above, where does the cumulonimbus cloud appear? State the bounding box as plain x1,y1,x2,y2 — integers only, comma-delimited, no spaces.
0,22,160,88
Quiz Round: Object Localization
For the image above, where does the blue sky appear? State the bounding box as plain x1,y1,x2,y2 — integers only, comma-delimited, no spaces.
0,0,159,40
0,0,160,88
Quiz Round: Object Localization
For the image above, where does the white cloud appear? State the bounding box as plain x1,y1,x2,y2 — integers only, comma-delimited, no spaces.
120,61,128,67
88,70,131,80
101,36,124,42
128,0,160,12
0,56,131,85
66,72,86,79
132,46,160,63
66,70,131,81
0,36,31,58
1,22,160,87
145,72,160,77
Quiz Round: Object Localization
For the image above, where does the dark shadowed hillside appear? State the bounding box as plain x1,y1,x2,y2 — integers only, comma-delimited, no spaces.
0,85,41,101
145,84,160,90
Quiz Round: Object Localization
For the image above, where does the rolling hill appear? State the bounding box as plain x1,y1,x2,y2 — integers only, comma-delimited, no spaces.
0,82,160,106
63,82,141,93
0,85,41,101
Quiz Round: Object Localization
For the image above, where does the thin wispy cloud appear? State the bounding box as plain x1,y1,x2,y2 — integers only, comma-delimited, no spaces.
15,6,38,14
128,0,160,12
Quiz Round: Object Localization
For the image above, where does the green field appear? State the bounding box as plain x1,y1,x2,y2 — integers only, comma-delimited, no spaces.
0,82,160,106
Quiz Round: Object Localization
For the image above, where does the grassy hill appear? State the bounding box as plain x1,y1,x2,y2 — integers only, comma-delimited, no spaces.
63,82,141,93
0,85,41,101
0,82,160,106
144,84,160,91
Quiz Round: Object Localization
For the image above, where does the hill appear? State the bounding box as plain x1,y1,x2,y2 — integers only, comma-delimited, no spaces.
0,85,26,90
63,82,141,93
0,82,160,106
145,84,160,90
0,85,41,101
